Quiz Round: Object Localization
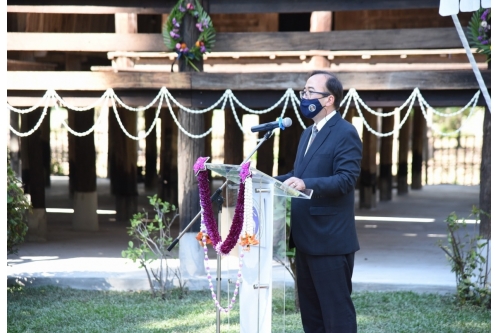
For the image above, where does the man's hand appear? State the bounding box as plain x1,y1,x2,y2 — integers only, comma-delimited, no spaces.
283,177,306,191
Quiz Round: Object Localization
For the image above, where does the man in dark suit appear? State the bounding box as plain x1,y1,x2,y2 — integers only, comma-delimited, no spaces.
275,71,362,333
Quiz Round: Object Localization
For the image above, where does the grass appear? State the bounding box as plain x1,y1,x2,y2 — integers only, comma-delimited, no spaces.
7,286,490,333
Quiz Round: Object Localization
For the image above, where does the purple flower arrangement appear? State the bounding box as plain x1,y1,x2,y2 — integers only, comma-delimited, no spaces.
477,9,491,45
194,157,250,255
163,0,216,71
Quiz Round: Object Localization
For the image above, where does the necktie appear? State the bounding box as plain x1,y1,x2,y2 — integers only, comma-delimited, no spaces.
305,125,318,155
310,125,318,144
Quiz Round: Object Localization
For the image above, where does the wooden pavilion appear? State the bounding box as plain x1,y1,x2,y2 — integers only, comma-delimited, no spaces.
7,0,490,243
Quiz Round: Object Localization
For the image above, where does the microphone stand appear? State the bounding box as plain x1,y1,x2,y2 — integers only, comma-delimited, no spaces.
167,129,275,333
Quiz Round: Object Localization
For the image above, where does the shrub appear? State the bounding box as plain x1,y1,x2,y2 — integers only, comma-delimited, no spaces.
437,206,491,308
7,157,30,255
121,195,185,299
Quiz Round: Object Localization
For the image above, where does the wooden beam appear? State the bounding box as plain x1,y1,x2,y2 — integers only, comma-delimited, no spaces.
7,28,463,52
7,0,440,14
7,59,57,71
6,70,491,91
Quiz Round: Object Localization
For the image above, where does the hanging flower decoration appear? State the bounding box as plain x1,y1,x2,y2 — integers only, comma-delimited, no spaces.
467,8,491,63
193,157,258,255
194,157,257,312
162,0,216,72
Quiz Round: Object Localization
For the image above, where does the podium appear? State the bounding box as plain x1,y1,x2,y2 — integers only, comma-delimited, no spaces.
206,163,312,333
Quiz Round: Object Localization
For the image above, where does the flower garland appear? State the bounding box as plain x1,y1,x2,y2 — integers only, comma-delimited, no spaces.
201,232,243,313
194,157,259,312
162,0,216,72
240,170,259,251
467,7,491,62
194,157,256,255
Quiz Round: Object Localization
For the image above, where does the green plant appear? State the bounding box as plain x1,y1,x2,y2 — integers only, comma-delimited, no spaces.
7,156,31,255
437,206,491,308
467,7,491,62
121,195,185,299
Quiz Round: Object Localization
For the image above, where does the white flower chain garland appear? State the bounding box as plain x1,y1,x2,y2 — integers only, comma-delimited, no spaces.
199,201,244,314
8,87,483,139
242,175,254,237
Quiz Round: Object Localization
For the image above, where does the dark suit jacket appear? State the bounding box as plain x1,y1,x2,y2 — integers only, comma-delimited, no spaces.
275,111,362,255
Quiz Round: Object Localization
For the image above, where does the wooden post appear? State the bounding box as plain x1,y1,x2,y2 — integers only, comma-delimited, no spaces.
379,108,395,201
204,109,213,182
159,107,178,206
109,107,138,224
26,108,47,241
397,110,412,195
40,109,51,187
177,0,210,278
221,106,244,258
144,108,157,191
411,107,426,190
359,109,378,209
309,11,332,68
223,108,244,166
65,54,81,197
20,115,30,192
479,108,491,239
9,111,21,177
72,108,98,231
256,111,278,176
344,107,355,124
109,13,139,224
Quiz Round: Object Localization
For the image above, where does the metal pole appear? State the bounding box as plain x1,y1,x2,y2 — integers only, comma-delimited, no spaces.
216,195,223,333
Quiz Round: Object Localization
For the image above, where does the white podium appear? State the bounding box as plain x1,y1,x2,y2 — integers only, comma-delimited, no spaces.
206,163,312,333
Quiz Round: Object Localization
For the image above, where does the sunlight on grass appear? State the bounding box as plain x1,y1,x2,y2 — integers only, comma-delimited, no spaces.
7,287,490,333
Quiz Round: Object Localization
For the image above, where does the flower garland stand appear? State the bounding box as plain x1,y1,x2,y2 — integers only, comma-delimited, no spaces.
204,162,313,333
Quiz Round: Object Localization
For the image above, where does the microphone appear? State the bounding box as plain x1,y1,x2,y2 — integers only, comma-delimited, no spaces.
250,117,292,133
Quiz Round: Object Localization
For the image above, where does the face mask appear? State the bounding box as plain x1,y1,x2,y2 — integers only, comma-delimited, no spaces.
299,98,324,119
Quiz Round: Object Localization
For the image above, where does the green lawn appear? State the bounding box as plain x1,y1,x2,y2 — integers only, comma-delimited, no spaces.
7,286,490,333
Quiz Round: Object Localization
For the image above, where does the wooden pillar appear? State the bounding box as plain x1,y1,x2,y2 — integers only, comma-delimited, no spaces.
479,108,491,239
204,109,213,182
9,111,21,177
65,54,81,197
109,107,138,224
144,109,157,191
379,108,395,201
223,108,244,166
40,109,51,187
411,107,426,190
397,111,412,195
72,109,98,231
221,107,244,258
359,110,378,209
109,13,139,224
344,107,355,124
256,111,277,176
26,108,47,241
114,13,137,69
278,111,309,175
20,116,30,192
177,0,210,279
159,108,178,206
309,11,332,68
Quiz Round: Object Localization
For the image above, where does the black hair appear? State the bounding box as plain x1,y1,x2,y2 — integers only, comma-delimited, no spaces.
309,70,343,110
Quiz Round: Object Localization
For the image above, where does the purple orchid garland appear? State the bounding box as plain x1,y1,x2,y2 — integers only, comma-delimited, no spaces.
194,157,251,255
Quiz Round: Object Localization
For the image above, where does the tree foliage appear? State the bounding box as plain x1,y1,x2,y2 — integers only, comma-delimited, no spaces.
7,156,31,255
